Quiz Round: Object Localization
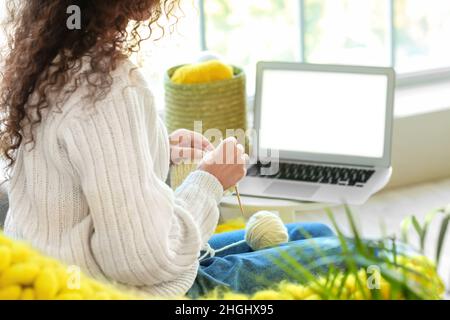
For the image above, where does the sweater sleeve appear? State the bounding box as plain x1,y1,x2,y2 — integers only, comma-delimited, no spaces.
60,84,223,288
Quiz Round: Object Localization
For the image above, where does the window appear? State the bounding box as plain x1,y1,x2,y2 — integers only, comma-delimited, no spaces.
199,0,450,84
303,0,390,66
134,1,201,108
2,1,450,108
203,0,300,81
395,0,450,73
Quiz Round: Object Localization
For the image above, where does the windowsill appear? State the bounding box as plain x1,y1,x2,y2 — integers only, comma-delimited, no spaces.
388,81,450,189
395,79,450,118
241,79,450,126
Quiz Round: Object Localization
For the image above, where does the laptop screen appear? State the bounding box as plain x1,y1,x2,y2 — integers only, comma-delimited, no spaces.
259,69,389,159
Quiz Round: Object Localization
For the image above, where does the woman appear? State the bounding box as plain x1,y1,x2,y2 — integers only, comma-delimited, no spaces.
0,0,335,297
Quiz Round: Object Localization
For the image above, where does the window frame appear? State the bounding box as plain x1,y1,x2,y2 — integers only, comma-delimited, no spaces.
197,0,450,88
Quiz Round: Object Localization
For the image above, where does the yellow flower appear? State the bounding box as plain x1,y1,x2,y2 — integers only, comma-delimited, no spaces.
0,262,40,287
0,231,446,301
92,292,112,300
34,268,60,300
0,236,12,246
10,242,34,263
222,292,249,300
252,290,292,300
21,288,35,300
215,218,246,234
278,283,308,300
56,293,83,300
0,232,146,300
0,247,12,272
344,274,357,293
379,280,392,300
304,294,321,300
0,285,22,300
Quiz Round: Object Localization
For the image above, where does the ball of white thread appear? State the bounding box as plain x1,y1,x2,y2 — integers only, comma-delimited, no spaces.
196,51,223,63
245,211,289,251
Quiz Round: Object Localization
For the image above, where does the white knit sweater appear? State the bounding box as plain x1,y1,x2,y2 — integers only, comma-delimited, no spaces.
4,59,223,297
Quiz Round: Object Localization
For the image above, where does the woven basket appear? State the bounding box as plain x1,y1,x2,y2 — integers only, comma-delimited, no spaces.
165,65,247,135
165,65,247,189
169,162,198,190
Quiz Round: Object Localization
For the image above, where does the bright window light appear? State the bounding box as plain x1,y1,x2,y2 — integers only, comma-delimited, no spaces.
304,0,390,67
395,0,450,73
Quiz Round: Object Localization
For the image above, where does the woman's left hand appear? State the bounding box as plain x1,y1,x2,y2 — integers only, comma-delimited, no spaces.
169,129,214,165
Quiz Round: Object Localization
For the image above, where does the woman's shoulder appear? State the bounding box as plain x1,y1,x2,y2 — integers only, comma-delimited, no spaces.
59,58,155,120
113,58,150,89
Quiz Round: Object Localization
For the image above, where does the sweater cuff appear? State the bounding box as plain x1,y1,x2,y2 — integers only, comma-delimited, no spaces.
175,170,224,205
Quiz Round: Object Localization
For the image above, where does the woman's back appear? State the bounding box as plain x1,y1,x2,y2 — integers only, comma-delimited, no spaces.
4,60,205,296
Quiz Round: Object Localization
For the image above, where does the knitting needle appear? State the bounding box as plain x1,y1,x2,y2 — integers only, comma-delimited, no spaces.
235,185,245,216
218,137,245,216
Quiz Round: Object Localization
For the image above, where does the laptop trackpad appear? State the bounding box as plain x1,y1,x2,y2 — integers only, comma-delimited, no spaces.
263,182,319,198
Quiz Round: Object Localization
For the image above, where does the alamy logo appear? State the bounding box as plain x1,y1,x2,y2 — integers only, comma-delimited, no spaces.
66,5,81,30
66,265,81,290
366,265,381,290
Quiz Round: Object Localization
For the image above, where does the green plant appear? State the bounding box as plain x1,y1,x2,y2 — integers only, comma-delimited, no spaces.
205,205,447,300
270,206,446,300
400,205,450,266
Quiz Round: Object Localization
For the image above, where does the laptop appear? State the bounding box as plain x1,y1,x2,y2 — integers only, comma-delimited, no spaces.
238,62,395,205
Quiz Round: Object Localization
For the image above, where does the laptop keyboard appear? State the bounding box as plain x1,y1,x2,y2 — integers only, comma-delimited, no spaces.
247,162,375,187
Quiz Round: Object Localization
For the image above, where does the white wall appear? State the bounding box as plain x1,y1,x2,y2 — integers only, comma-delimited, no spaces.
388,108,450,188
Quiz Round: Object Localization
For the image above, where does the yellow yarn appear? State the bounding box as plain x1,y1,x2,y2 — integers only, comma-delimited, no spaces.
171,60,234,85
245,211,289,251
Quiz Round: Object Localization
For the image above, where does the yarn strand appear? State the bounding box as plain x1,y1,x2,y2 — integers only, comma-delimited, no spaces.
199,211,289,262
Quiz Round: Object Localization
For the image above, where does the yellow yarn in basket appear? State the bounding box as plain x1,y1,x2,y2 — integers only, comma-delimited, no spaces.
169,163,198,190
165,64,247,137
166,60,247,191
171,60,234,85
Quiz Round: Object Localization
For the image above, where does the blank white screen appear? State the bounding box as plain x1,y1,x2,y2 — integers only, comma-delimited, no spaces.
259,70,388,158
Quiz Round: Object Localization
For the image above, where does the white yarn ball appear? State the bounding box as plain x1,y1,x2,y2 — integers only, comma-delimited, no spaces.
245,211,289,251
196,50,223,63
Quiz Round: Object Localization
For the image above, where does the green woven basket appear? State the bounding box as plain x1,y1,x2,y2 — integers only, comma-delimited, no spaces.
165,65,247,189
165,65,247,136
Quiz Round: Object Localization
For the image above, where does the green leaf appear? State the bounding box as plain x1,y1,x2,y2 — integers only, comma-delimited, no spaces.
420,209,443,252
409,215,426,253
343,205,366,255
400,217,412,244
435,214,450,266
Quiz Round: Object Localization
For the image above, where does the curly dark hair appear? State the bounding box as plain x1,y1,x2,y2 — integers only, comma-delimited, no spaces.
0,0,179,172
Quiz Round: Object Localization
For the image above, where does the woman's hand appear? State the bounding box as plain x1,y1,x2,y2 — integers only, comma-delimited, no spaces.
199,137,248,190
169,129,214,165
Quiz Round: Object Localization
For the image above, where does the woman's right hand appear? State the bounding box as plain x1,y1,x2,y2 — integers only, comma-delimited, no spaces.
198,137,248,190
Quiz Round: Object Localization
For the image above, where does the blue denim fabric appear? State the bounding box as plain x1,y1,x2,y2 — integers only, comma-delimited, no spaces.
187,222,341,298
